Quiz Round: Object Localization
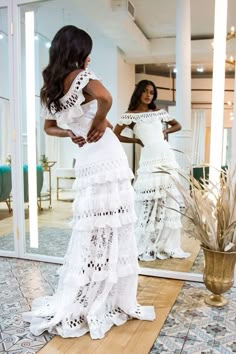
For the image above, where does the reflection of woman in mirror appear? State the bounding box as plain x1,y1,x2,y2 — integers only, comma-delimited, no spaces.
23,27,155,339
114,80,190,261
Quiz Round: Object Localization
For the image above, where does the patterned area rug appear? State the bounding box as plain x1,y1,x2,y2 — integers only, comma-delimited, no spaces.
190,249,204,274
150,282,236,353
0,227,71,257
0,257,59,353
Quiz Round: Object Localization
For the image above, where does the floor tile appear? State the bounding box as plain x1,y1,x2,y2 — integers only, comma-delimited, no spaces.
150,335,185,353
151,281,236,354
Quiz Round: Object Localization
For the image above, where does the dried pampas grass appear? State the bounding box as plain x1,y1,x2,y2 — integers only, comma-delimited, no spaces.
153,166,236,252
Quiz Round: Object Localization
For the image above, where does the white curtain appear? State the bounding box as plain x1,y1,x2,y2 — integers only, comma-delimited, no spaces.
0,98,10,164
192,110,206,165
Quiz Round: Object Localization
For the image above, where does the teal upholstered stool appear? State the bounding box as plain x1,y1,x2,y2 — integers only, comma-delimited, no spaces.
0,165,12,212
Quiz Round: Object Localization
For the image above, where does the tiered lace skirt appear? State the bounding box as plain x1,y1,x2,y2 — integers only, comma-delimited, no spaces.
22,129,155,339
134,140,190,260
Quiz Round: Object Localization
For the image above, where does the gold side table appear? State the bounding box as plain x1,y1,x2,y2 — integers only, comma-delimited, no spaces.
40,161,56,208
55,168,76,202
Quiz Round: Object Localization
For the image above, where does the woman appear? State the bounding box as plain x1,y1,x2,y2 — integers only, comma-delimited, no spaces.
23,26,155,339
114,80,190,261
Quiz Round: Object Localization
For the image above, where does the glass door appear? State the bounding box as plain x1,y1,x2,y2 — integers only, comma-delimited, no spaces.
0,2,17,257
18,0,75,263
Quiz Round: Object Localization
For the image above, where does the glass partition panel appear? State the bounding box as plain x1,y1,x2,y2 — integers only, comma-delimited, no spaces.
0,6,15,254
19,1,74,261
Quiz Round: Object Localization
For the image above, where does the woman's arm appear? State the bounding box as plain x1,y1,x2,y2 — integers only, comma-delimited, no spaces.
114,123,144,147
84,80,113,143
44,119,71,137
44,120,86,147
163,119,182,140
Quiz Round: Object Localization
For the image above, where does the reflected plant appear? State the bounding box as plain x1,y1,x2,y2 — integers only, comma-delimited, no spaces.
40,154,49,171
153,166,236,252
40,154,48,164
6,154,11,165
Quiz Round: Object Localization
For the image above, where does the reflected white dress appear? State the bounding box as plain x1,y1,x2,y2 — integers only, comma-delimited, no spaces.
119,111,190,261
22,70,155,339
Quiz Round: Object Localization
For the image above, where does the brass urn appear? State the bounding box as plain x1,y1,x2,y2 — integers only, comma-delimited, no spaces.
202,247,236,307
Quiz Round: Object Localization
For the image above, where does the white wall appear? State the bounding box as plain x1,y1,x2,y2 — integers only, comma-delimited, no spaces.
117,50,135,170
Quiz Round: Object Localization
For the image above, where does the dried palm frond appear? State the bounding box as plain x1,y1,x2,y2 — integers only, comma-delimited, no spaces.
153,166,236,252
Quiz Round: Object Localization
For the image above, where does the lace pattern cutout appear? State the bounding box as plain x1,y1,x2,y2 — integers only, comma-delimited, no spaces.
135,183,179,198
75,158,131,179
52,70,97,113
41,70,98,124
24,232,153,339
59,226,138,285
136,198,186,260
138,157,179,170
118,110,174,125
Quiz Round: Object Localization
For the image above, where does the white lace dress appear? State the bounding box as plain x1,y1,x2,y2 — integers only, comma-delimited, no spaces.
119,111,190,261
22,70,155,339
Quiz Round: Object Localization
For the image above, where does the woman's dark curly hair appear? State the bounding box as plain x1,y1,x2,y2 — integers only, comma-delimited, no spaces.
40,25,92,112
128,80,157,111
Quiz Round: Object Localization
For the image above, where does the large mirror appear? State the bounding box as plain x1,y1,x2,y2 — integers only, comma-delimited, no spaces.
0,0,235,278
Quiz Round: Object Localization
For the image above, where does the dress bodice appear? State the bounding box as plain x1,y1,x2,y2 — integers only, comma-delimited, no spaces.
134,116,164,145
119,110,174,146
67,100,97,137
41,70,99,138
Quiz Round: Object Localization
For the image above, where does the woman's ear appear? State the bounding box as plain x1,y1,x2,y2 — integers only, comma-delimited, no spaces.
84,56,91,69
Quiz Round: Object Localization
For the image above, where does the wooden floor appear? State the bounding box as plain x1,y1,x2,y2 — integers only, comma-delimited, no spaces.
38,276,184,354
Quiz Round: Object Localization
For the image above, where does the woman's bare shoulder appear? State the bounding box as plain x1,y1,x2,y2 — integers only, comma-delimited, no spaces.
63,69,85,94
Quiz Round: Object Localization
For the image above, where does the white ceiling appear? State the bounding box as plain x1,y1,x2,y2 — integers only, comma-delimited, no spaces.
16,0,236,77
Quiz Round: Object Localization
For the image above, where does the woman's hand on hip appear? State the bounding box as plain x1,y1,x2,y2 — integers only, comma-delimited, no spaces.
87,119,108,143
67,130,86,147
136,138,144,147
162,129,168,140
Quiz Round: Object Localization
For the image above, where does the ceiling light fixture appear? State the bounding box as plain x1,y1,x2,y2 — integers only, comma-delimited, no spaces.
196,66,204,72
226,25,236,65
0,31,7,39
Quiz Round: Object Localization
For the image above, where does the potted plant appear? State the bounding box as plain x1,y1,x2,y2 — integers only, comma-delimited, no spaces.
6,154,11,166
155,166,236,307
40,154,49,171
